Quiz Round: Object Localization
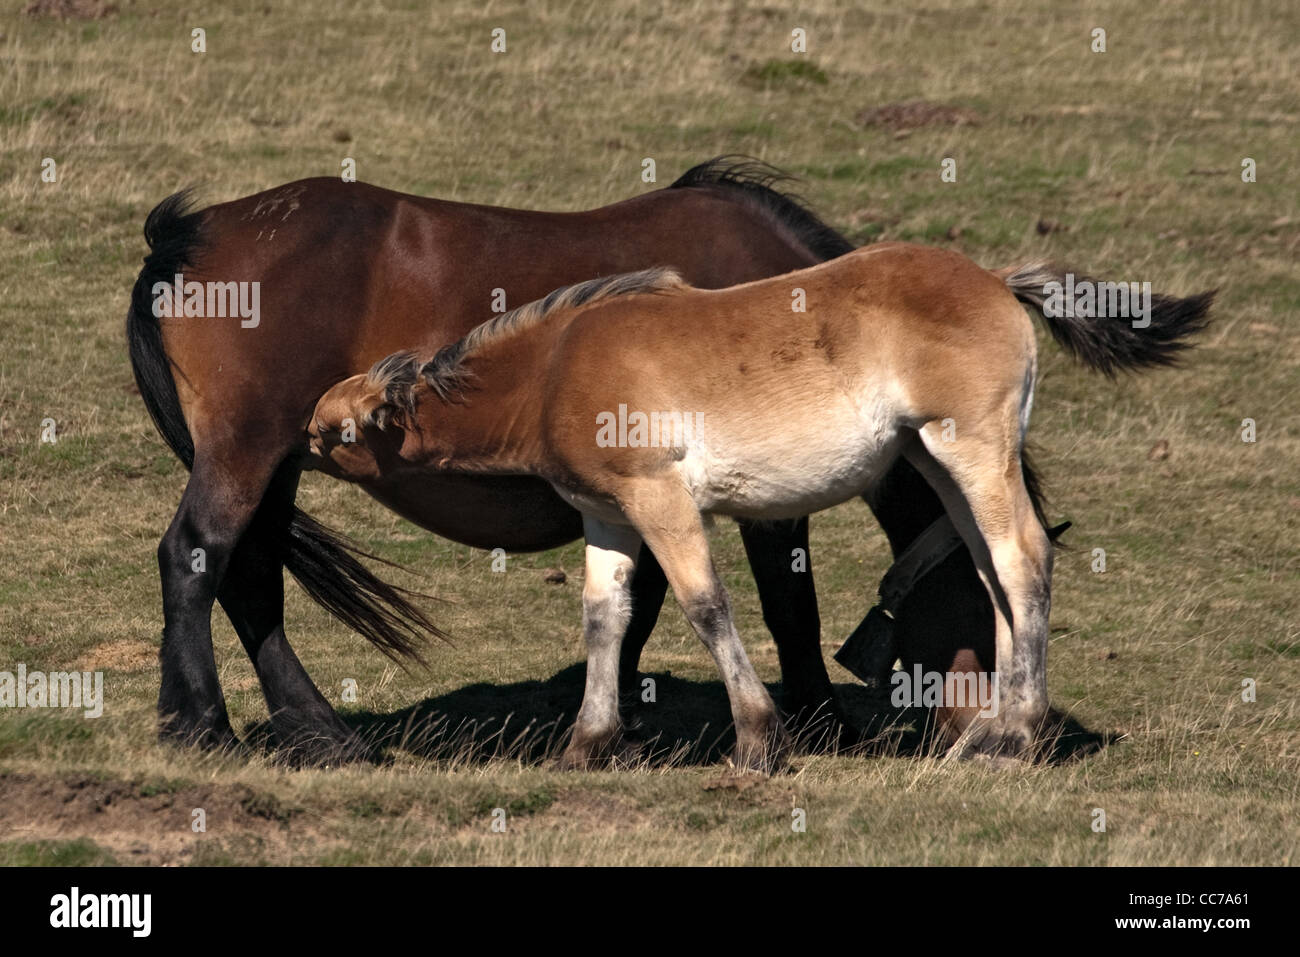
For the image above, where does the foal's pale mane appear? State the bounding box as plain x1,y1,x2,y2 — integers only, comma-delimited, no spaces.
366,266,686,411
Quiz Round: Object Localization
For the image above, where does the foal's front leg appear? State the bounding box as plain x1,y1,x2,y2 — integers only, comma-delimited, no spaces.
557,517,642,770
623,484,790,773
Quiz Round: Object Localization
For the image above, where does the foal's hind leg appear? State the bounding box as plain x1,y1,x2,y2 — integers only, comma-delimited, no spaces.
622,483,790,773
903,424,1052,760
558,517,642,770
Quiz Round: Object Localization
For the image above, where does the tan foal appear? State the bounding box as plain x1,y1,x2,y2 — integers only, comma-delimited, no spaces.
308,242,1211,772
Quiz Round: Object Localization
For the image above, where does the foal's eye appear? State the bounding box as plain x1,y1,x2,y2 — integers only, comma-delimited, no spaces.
316,422,332,435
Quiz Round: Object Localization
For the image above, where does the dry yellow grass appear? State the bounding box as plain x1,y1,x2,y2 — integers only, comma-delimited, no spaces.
0,0,1296,865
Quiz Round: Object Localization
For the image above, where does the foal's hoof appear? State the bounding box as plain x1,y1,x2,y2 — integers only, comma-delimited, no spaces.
555,749,596,772
729,720,793,775
556,727,623,771
944,717,1040,766
964,752,1030,772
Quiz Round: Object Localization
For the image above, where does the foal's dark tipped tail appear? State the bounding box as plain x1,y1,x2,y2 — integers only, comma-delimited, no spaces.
997,262,1215,376
127,191,440,664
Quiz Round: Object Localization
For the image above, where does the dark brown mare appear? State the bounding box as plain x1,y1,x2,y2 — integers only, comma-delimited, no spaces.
126,158,1023,763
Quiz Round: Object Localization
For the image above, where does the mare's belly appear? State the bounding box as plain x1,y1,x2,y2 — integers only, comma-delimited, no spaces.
359,471,582,551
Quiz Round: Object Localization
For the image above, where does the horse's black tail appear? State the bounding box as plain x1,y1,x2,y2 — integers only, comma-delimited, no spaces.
126,191,439,663
127,190,200,471
998,261,1215,376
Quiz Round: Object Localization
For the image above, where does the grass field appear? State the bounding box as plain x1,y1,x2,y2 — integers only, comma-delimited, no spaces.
0,0,1297,865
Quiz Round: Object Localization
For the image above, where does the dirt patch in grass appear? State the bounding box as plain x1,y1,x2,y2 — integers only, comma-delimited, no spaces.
540,787,650,830
0,772,310,865
23,0,116,19
74,639,156,673
857,100,981,130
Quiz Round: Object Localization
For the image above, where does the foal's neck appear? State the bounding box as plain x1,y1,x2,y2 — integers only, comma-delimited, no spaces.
417,335,553,476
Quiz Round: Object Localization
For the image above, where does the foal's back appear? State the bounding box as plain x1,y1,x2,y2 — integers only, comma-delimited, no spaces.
542,242,1035,519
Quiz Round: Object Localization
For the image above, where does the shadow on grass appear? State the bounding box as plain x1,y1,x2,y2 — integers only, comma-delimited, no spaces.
242,664,1114,769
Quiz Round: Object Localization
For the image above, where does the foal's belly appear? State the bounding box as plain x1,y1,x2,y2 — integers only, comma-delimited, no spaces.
359,471,583,552
680,394,907,520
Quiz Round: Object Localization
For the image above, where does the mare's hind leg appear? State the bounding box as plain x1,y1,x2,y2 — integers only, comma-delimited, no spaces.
737,518,846,738
559,518,642,770
903,424,1052,760
217,461,366,764
616,545,669,730
156,451,280,750
623,483,789,773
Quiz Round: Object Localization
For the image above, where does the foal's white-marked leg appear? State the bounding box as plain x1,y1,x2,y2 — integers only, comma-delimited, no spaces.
620,481,789,773
903,423,1052,759
558,516,641,771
